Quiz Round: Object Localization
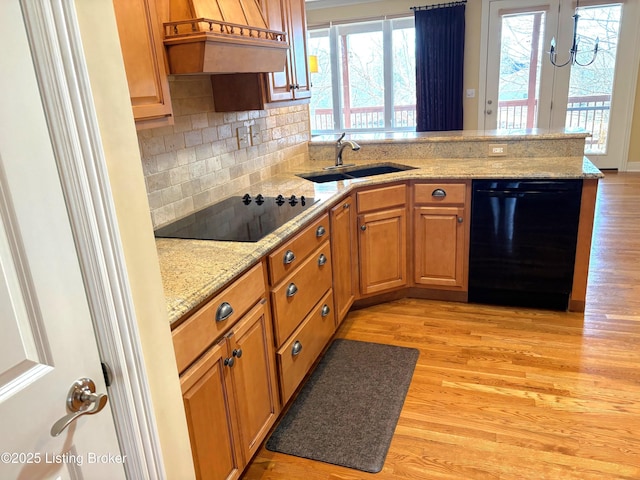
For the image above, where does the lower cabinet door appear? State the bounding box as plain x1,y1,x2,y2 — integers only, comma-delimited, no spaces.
358,208,407,295
414,206,466,288
180,340,243,480
228,301,280,462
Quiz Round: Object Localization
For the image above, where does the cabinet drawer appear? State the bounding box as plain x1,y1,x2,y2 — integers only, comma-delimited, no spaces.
268,214,330,285
271,242,332,347
357,184,406,213
414,183,467,205
277,290,336,405
173,262,266,374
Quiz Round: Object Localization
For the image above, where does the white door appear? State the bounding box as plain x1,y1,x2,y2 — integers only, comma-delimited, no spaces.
483,0,559,131
481,0,640,170
0,1,125,479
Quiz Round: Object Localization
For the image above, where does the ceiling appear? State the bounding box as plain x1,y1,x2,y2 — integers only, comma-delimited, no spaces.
305,0,376,9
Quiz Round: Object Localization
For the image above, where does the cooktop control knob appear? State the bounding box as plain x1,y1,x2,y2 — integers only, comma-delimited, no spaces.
275,194,285,206
255,194,264,205
300,195,306,206
289,195,298,206
242,193,251,205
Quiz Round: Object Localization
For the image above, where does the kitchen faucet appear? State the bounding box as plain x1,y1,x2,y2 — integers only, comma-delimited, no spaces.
334,132,360,167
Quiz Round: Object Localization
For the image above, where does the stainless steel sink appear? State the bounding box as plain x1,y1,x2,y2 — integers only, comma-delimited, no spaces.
299,163,416,183
298,172,352,183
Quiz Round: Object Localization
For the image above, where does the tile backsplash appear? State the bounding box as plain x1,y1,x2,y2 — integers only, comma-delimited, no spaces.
139,76,310,229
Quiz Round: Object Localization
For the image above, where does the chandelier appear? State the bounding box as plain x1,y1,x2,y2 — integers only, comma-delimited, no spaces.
549,0,599,67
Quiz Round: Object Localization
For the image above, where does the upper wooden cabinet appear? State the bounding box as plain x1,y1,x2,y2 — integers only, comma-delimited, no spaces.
112,0,173,129
261,0,310,102
210,0,310,111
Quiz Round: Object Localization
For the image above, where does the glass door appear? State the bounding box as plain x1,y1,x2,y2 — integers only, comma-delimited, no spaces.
483,0,559,131
482,0,639,170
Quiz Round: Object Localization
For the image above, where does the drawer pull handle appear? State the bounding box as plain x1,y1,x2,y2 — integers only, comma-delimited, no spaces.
216,302,234,322
318,253,327,266
283,250,296,264
432,188,447,198
286,283,298,297
291,341,303,356
316,225,326,237
232,349,243,358
321,304,331,317
224,357,235,367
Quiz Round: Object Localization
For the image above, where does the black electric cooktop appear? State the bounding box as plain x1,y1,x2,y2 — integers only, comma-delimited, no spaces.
154,194,320,242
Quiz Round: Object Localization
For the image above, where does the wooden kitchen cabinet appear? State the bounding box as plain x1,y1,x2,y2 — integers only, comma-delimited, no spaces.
210,0,310,111
180,339,242,480
181,301,279,480
174,262,279,480
267,214,335,404
112,0,173,129
225,301,280,463
261,0,311,102
413,182,470,290
330,195,356,325
356,184,408,296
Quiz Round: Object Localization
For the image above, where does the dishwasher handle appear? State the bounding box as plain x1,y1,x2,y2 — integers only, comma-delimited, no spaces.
476,189,574,198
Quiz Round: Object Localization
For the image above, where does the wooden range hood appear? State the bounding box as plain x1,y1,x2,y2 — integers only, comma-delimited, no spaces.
163,0,289,74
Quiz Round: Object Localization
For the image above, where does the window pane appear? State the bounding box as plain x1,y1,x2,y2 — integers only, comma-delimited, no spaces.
308,30,333,132
497,11,546,129
339,24,384,129
566,4,621,155
392,25,416,128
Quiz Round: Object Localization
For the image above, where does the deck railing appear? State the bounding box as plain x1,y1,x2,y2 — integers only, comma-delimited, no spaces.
313,95,610,151
311,105,416,131
497,94,611,151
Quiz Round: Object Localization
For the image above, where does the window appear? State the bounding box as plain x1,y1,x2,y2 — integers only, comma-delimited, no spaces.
308,18,416,134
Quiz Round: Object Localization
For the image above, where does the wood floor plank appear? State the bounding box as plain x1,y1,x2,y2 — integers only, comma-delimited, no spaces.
242,172,640,480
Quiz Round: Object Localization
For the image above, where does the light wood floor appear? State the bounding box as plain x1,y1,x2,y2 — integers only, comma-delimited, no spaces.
243,172,640,480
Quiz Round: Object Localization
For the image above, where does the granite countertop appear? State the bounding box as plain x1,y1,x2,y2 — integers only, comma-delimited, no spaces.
157,154,603,325
309,128,591,144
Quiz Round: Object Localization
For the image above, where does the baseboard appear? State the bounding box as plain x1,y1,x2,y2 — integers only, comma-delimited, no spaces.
626,161,640,172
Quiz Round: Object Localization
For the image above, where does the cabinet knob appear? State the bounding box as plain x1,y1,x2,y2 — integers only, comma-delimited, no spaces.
316,225,326,237
343,203,350,209
432,188,447,198
321,304,331,317
215,302,234,322
291,340,303,356
224,357,235,367
457,216,464,223
318,253,327,266
360,224,367,231
232,348,243,358
283,249,296,265
286,282,298,297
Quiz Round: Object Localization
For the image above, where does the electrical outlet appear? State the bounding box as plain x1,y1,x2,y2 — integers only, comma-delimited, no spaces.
488,143,507,156
237,126,250,149
250,124,261,145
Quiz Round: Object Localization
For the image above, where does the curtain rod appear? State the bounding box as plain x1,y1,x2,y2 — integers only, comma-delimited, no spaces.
410,1,467,11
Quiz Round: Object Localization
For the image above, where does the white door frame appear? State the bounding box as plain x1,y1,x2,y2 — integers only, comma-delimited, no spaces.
478,0,640,171
20,1,164,478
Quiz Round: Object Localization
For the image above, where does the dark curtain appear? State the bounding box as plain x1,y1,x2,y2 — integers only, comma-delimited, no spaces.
415,4,466,132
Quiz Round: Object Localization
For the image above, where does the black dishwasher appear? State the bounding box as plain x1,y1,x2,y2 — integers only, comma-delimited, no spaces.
469,179,582,310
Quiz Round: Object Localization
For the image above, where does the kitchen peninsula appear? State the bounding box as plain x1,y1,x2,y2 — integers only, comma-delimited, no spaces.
156,129,601,323
156,129,602,480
